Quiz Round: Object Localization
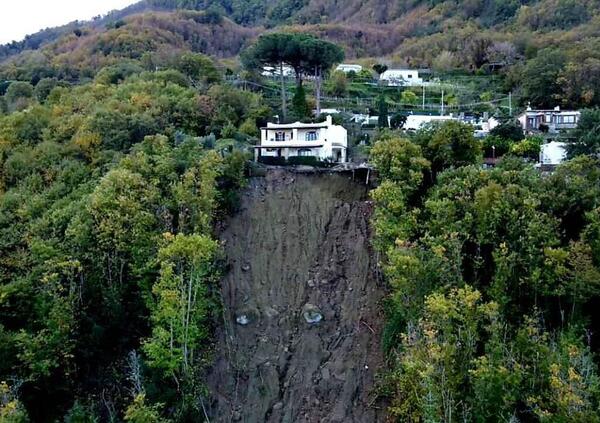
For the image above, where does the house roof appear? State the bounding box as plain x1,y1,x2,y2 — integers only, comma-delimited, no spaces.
381,69,420,75
262,121,332,130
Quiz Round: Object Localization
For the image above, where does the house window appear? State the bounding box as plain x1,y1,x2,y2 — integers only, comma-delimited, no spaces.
275,131,286,141
407,74,413,78
559,115,576,124
298,148,312,156
305,131,318,141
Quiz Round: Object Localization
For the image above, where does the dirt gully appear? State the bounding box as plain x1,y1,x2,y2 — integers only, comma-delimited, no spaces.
206,168,387,423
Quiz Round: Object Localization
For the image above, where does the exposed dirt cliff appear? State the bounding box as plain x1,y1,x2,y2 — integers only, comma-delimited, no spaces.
206,168,386,423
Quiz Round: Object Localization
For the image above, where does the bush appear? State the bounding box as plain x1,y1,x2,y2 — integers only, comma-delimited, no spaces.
258,156,287,166
258,156,333,167
287,156,319,166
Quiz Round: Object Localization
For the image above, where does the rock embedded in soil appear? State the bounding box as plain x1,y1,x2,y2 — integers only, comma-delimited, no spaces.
302,303,323,324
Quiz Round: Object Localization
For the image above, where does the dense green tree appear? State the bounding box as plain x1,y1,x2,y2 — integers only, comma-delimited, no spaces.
521,49,566,108
390,113,407,129
418,120,482,174
328,70,347,97
242,33,343,118
372,63,388,76
377,95,389,128
4,81,34,111
143,233,219,415
0,42,263,422
489,120,524,141
33,77,59,103
291,84,310,119
370,134,430,193
175,53,221,87
124,395,169,423
372,136,600,421
566,108,600,158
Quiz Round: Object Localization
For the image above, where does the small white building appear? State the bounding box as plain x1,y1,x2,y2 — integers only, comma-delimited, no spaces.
261,65,295,78
482,117,500,133
474,117,501,138
404,114,456,131
350,113,369,124
380,69,423,87
539,141,567,166
255,115,347,163
335,64,363,74
316,108,342,115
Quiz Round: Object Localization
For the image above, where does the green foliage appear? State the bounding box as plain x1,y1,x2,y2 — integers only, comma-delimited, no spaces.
242,32,344,86
124,395,169,423
521,49,566,108
33,78,59,103
370,134,430,194
416,120,482,174
291,84,310,119
328,70,347,97
400,90,418,105
511,135,543,159
489,120,524,141
566,108,600,158
372,63,388,75
4,82,34,111
483,135,512,157
377,95,388,128
0,382,29,423
175,53,221,86
63,401,98,423
372,127,600,420
144,233,219,377
0,51,262,422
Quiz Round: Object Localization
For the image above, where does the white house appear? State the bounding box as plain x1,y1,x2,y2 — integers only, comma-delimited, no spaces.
474,117,501,138
518,106,580,133
261,65,295,78
255,115,347,163
335,64,363,74
539,141,567,166
404,114,456,131
380,69,423,87
350,113,369,124
482,117,500,133
316,108,342,115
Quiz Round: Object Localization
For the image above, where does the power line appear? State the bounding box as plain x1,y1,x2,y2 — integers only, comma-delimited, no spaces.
227,78,518,112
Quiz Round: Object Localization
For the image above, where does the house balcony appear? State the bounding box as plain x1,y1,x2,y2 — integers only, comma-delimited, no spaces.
261,138,325,148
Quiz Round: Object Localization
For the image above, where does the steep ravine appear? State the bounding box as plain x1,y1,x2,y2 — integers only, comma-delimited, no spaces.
206,168,386,422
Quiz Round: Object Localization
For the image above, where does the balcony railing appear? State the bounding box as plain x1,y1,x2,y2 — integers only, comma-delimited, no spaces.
266,137,322,143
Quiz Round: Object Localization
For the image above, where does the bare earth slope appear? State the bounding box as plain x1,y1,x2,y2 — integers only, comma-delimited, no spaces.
206,169,386,422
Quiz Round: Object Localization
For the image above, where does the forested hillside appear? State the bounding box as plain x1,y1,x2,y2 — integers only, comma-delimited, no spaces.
3,0,600,110
0,48,270,421
371,126,600,421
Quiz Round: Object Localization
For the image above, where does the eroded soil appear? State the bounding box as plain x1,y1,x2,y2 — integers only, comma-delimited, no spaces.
206,169,386,423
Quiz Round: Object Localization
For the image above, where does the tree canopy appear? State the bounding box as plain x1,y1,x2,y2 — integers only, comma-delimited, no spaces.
241,32,344,85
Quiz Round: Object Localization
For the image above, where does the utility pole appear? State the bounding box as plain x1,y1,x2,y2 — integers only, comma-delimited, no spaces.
422,86,425,110
441,90,445,116
509,92,513,117
280,61,287,122
315,65,322,118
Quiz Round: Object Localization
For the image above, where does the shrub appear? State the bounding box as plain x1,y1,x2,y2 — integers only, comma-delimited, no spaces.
258,156,287,166
287,156,319,166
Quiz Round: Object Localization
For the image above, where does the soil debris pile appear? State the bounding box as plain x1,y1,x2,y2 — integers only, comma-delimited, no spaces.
207,169,386,422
